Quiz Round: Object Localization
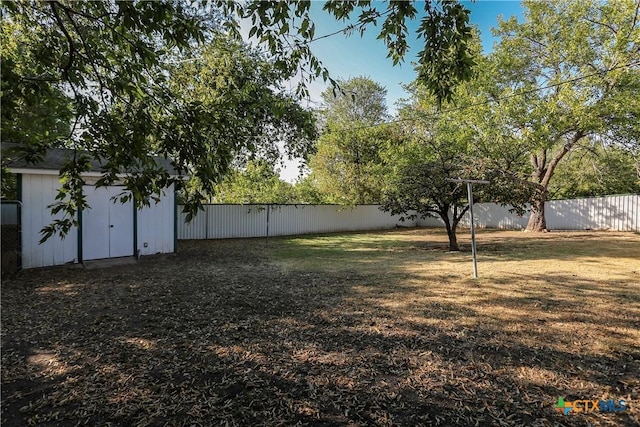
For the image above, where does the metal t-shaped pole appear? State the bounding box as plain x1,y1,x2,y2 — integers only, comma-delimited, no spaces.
447,178,489,278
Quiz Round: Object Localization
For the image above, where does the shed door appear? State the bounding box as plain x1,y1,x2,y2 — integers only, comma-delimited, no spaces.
82,186,134,260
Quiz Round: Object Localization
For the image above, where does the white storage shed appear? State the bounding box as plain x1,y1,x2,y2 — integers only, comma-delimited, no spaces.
7,149,177,269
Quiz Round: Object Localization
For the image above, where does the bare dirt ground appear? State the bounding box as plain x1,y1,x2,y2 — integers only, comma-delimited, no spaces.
1,229,639,426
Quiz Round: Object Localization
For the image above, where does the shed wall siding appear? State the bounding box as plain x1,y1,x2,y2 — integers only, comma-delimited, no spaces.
137,185,175,255
21,174,78,269
20,175,176,269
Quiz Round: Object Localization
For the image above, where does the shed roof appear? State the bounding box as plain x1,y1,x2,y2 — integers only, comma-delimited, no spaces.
3,147,178,175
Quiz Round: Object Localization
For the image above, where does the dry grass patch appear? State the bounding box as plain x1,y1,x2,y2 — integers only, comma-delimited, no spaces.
2,228,638,426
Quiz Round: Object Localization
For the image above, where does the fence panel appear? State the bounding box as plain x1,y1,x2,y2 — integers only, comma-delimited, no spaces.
177,207,208,239
455,204,530,230
208,205,268,239
177,195,639,239
268,205,412,236
543,195,638,231
456,195,638,231
178,204,414,239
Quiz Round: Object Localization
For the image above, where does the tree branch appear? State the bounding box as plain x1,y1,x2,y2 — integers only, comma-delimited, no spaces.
584,17,618,35
630,0,640,38
54,1,115,22
541,130,585,188
48,1,75,79
62,6,110,107
20,75,62,83
453,204,470,227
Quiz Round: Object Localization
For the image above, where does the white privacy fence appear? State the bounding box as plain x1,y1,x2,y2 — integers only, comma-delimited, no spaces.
448,194,639,231
177,204,421,240
177,194,639,239
544,194,639,231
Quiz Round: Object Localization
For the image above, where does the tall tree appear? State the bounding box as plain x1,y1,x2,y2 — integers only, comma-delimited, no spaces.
1,0,478,237
309,77,396,204
1,0,214,236
1,2,315,235
320,76,390,126
164,35,316,211
489,0,640,231
210,160,297,204
309,126,396,204
381,81,537,251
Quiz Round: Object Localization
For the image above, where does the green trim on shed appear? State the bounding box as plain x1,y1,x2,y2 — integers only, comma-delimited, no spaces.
16,173,22,202
133,194,138,257
77,203,83,263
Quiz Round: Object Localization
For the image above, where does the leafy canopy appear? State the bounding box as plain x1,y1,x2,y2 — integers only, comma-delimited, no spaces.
2,0,479,239
485,0,640,230
164,35,316,216
309,77,396,205
220,0,476,103
549,145,640,199
2,0,214,236
210,160,298,205
1,1,315,235
381,52,540,250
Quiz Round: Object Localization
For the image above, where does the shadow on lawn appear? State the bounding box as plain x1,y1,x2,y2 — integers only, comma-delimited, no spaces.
472,231,640,261
271,231,640,281
1,238,638,426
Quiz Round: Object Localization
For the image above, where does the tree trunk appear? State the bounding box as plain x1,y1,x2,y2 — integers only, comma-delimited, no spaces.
440,211,459,251
446,226,459,251
526,194,547,232
525,131,585,232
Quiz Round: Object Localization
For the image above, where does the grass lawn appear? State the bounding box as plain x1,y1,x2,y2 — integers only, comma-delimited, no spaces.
1,228,639,426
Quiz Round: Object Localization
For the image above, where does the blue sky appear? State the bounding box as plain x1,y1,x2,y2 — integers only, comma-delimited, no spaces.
278,1,526,181
301,0,525,113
